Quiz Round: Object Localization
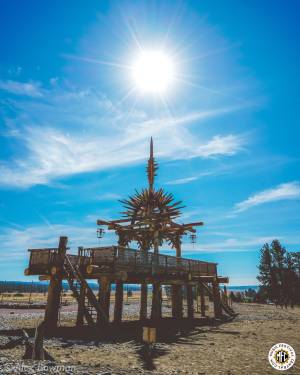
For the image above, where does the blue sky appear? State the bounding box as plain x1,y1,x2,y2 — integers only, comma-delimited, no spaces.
0,1,299,284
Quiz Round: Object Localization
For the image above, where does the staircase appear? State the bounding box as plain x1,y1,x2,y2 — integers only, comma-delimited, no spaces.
200,282,236,317
63,254,108,326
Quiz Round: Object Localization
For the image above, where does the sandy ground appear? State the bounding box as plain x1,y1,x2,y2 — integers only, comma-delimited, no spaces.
0,301,300,375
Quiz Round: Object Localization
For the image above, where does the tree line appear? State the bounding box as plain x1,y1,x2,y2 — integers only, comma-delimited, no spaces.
256,239,300,307
229,240,299,307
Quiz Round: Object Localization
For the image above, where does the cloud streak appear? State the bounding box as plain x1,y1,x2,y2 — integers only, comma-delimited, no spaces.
0,81,249,188
234,182,300,212
0,80,43,97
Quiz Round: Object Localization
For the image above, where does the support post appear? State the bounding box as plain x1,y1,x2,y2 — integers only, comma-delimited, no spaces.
199,283,206,317
98,277,111,324
140,283,148,320
76,283,86,327
151,230,162,320
171,236,183,318
171,285,183,319
186,285,194,318
114,280,123,323
44,236,68,329
151,282,161,320
212,278,222,319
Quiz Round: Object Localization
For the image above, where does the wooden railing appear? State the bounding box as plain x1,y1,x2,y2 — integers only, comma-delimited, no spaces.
87,246,217,276
27,246,217,277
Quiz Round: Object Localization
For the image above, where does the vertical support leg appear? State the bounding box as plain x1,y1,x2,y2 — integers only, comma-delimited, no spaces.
223,285,228,306
114,281,123,323
212,278,222,319
151,282,161,320
186,285,194,318
140,283,148,321
171,285,183,319
76,283,86,327
44,236,68,329
98,277,111,324
199,283,206,317
44,276,62,329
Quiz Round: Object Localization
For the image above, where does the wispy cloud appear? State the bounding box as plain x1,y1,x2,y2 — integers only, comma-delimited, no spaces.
0,80,250,188
234,182,300,212
166,176,199,185
0,80,43,97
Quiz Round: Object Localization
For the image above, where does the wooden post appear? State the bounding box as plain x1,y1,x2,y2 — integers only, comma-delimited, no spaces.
151,282,161,320
199,283,206,317
32,321,46,360
140,244,148,321
186,285,194,318
171,237,183,318
114,280,123,323
151,230,162,320
212,278,222,319
140,283,148,320
223,285,228,306
44,236,68,329
76,283,86,327
98,277,111,324
171,285,183,319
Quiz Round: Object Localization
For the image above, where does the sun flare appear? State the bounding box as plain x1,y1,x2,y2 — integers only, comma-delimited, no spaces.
131,50,175,94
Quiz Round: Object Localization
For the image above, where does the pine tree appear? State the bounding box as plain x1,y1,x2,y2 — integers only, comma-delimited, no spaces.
257,243,278,303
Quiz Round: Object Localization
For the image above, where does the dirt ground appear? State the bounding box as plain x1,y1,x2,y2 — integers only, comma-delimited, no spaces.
0,301,299,375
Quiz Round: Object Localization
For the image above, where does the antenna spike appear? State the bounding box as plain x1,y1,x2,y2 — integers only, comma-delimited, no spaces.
147,137,158,190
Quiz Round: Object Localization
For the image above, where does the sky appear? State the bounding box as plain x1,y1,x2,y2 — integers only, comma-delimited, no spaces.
0,1,299,284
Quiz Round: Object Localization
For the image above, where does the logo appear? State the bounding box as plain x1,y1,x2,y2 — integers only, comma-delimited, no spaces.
268,343,296,371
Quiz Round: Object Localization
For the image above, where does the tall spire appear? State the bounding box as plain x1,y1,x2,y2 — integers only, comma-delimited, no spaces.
147,137,158,190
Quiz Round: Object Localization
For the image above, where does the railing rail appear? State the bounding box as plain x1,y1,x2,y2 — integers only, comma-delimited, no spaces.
28,246,217,277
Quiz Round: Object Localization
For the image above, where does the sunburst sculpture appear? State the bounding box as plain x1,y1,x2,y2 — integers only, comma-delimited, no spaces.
97,138,203,252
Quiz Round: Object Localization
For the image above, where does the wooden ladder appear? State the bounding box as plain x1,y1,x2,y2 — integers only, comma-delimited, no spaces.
63,254,108,326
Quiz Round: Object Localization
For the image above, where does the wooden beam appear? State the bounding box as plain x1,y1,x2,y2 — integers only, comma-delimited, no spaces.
44,236,68,330
113,281,123,323
76,283,86,327
151,282,161,320
140,283,148,321
186,285,194,318
171,285,183,319
198,283,206,317
98,277,111,325
212,278,222,319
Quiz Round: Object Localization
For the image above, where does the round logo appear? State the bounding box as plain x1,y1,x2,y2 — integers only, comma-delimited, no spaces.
268,343,296,371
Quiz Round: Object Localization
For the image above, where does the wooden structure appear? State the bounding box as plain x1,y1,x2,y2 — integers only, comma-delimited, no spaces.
24,139,233,330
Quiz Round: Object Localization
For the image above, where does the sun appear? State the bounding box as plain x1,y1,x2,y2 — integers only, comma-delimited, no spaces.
131,50,175,94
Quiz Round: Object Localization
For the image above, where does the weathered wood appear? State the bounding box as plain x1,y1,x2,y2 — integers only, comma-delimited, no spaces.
76,283,86,327
186,285,194,318
32,321,46,360
98,277,111,324
140,283,148,320
212,278,222,319
151,282,161,320
199,283,206,317
114,280,123,323
171,285,183,319
44,236,68,329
